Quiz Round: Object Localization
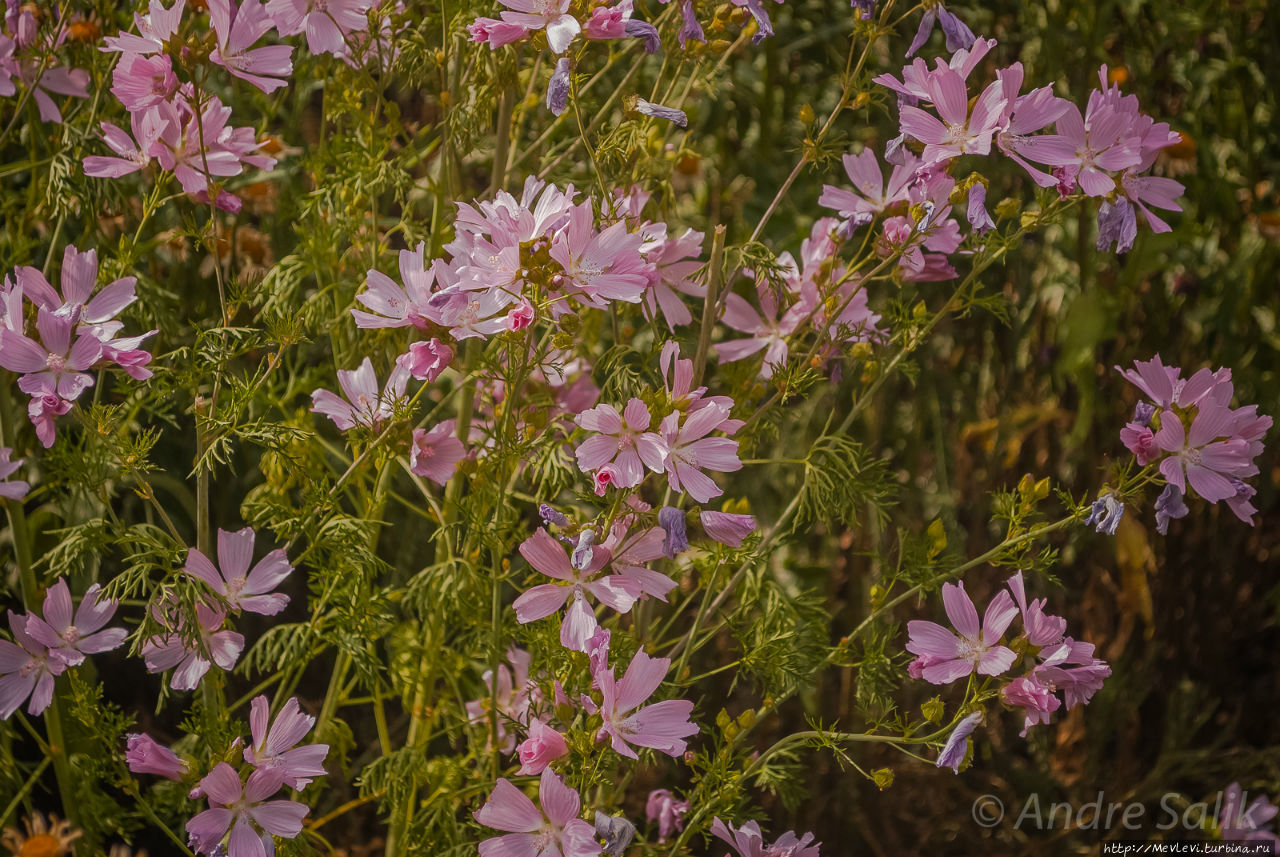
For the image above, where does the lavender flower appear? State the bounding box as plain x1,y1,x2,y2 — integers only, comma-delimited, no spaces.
547,56,571,117
1085,494,1124,535
678,0,705,46
1154,484,1189,535
624,19,660,53
594,812,637,856
936,711,982,773
1096,197,1138,253
657,506,689,558
625,95,688,128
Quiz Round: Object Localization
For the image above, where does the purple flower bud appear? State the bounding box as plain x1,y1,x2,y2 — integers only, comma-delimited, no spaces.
539,504,569,527
701,510,757,547
125,733,187,780
627,95,688,128
915,200,936,233
624,19,661,53
571,529,596,570
1052,166,1077,198
678,0,705,46
905,8,936,58
1096,197,1138,254
937,7,976,52
884,132,909,166
966,183,995,235
741,0,774,44
594,811,637,856
935,711,982,773
1132,402,1156,427
1085,494,1124,536
851,0,875,20
1154,484,1189,536
658,506,689,558
546,57,571,117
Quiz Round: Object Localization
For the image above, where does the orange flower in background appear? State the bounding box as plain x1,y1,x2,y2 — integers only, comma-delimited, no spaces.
0,813,82,857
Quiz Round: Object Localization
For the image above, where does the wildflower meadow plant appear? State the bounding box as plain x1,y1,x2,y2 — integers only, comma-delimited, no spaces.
0,0,1275,854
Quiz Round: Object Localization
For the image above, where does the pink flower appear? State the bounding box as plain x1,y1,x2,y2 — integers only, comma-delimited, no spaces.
396,338,453,381
601,523,677,601
640,226,705,330
474,768,598,857
352,243,452,329
468,16,530,48
210,0,294,93
409,420,466,485
1027,95,1143,197
110,53,177,111
244,695,329,789
26,394,71,448
311,357,410,431
513,528,640,651
549,202,649,308
590,650,698,759
516,718,569,774
1034,639,1111,709
645,789,688,843
491,0,581,54
905,581,1018,684
1153,405,1256,504
0,611,68,719
23,579,127,665
1120,422,1159,465
593,464,621,495
574,399,667,488
711,818,820,857
266,0,373,56
465,648,538,752
1005,572,1066,649
1000,675,1060,736
1116,355,1232,411
0,447,28,500
506,297,536,330
899,67,1007,164
699,510,756,547
103,0,186,55
658,404,742,503
185,764,308,857
818,147,917,225
0,308,103,400
125,733,188,780
20,245,141,330
141,601,244,691
185,527,293,616
993,62,1073,188
717,281,803,379
83,112,168,179
14,61,90,124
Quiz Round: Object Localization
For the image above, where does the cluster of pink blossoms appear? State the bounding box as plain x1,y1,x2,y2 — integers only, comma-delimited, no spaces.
142,526,292,690
0,2,90,123
471,635,702,854
575,341,744,503
87,0,381,211
0,245,156,447
718,217,883,378
907,572,1111,769
127,694,328,856
821,37,1185,279
1117,356,1270,533
0,579,126,719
